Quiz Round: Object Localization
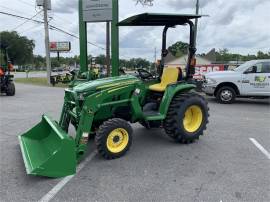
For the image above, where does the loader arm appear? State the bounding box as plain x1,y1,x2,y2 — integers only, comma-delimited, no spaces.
59,82,143,160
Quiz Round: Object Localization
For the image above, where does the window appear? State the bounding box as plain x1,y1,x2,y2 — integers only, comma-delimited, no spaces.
256,63,263,73
253,62,270,73
244,62,270,74
261,62,270,73
245,66,257,74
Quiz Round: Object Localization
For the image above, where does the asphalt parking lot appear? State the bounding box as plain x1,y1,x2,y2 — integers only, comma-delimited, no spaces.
1,83,270,202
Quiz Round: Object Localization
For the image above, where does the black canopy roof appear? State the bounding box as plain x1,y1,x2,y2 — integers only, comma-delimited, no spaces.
118,13,203,26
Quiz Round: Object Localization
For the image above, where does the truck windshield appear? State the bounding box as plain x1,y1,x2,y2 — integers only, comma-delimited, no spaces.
233,61,256,72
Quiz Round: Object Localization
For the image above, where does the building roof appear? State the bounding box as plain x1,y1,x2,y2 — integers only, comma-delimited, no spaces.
204,48,216,62
164,52,176,64
166,54,212,65
118,13,203,26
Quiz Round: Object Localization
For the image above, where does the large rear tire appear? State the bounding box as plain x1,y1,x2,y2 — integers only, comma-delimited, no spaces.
164,93,209,143
6,82,15,96
95,118,133,160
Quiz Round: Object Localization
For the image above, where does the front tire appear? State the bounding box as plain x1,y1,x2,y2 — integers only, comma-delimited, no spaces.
216,86,236,104
6,82,15,96
164,93,209,143
95,118,133,160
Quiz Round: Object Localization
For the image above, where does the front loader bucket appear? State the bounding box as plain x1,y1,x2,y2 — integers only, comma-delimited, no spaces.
18,115,76,178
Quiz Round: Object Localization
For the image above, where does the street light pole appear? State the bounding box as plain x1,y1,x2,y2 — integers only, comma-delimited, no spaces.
43,0,51,84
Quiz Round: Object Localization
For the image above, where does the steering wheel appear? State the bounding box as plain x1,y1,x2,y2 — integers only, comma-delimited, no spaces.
137,68,154,80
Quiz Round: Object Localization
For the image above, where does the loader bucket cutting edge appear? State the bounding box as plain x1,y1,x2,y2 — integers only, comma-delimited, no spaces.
18,115,76,178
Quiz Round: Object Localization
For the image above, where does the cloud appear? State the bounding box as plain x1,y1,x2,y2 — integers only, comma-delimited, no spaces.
213,5,237,25
53,0,77,14
167,0,215,10
1,0,269,59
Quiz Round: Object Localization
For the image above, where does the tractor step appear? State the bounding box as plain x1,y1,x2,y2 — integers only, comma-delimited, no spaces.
143,110,160,116
143,111,165,121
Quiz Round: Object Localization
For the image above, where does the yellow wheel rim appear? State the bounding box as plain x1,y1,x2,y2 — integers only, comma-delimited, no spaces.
106,128,129,153
183,105,203,133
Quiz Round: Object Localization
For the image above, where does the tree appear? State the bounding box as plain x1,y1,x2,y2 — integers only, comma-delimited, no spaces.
215,49,270,62
257,51,270,59
33,55,45,69
168,41,189,57
95,55,106,65
0,50,4,65
0,31,35,65
51,58,60,68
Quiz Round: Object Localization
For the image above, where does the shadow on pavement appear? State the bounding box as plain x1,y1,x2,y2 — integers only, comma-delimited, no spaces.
206,96,270,105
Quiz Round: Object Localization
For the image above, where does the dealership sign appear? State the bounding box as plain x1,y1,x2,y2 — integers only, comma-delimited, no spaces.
83,0,112,22
194,65,224,79
49,42,71,52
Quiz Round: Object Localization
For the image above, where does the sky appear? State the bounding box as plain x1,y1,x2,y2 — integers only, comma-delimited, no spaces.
0,0,270,62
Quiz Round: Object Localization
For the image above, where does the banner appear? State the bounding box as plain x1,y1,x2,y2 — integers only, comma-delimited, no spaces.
194,65,224,80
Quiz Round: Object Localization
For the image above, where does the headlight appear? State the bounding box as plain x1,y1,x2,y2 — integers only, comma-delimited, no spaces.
205,78,217,85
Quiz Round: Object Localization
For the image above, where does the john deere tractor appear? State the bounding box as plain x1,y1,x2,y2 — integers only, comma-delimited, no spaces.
19,13,209,178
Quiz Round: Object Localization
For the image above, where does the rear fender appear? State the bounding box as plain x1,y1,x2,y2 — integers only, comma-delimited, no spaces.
159,83,195,117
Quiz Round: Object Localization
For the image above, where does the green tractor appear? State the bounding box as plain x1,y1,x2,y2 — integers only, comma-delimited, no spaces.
18,13,209,178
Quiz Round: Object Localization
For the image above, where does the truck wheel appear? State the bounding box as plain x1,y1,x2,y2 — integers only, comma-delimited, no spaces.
6,82,15,96
95,118,133,160
164,93,209,143
216,86,236,104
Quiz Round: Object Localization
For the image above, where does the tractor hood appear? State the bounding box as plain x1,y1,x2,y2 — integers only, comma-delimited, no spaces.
72,75,140,94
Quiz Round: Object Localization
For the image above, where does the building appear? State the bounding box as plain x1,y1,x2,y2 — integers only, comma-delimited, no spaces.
164,49,225,80
165,54,212,68
164,49,216,68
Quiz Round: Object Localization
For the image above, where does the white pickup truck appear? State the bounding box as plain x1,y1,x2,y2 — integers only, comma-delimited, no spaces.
203,59,270,103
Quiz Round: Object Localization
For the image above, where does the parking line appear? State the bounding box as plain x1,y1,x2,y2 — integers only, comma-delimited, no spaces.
249,138,270,160
38,151,97,202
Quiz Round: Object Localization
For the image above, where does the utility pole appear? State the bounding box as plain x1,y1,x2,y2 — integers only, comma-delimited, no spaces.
106,21,111,77
43,0,51,84
194,0,199,47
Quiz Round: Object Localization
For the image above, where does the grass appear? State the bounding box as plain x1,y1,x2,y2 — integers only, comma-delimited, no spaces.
15,77,68,88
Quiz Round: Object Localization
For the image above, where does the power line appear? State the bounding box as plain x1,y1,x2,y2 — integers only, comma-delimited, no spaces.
20,24,43,34
12,10,43,30
0,5,37,19
50,23,107,51
16,0,36,7
51,13,74,25
49,25,105,50
0,11,105,50
0,11,44,24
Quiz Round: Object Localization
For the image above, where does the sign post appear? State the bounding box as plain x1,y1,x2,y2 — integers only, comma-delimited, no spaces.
79,0,119,77
111,0,119,77
79,0,88,73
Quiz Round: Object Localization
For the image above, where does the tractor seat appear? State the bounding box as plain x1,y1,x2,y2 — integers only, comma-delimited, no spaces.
149,67,179,92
